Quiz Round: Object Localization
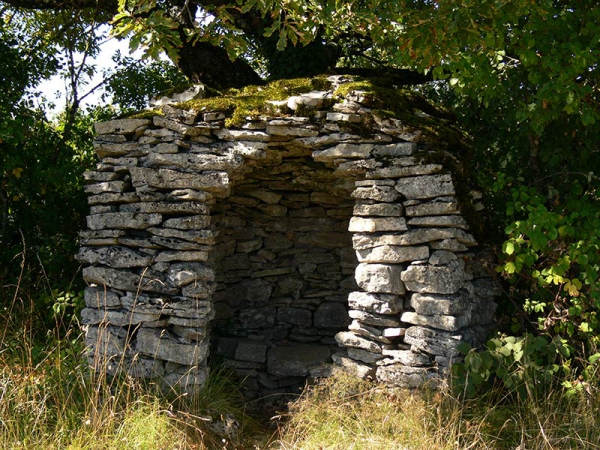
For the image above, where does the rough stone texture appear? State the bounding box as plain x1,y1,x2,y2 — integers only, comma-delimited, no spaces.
348,291,403,315
348,217,408,233
355,263,405,294
395,174,455,200
356,245,429,264
401,260,466,294
80,75,497,393
87,212,162,230
335,331,382,353
76,246,153,268
267,346,332,377
95,119,151,135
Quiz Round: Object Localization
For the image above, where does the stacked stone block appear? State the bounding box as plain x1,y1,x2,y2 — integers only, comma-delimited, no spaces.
78,75,497,393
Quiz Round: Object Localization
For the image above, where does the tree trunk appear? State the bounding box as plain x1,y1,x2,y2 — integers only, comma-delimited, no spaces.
177,40,264,90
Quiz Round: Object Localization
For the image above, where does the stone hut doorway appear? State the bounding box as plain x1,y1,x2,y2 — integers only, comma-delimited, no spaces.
210,154,358,397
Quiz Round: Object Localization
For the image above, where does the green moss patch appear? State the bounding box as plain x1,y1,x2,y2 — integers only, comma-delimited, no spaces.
178,77,332,127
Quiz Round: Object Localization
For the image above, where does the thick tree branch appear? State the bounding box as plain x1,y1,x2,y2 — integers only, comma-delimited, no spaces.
2,0,118,12
330,67,434,86
177,40,263,89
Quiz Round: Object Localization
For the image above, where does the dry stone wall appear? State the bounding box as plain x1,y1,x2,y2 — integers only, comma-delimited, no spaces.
78,75,498,395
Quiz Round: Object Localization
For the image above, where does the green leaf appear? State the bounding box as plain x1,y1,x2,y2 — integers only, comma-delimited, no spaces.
503,241,515,255
589,353,600,364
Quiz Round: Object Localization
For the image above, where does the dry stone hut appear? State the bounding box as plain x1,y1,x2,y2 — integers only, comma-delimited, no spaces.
77,75,498,396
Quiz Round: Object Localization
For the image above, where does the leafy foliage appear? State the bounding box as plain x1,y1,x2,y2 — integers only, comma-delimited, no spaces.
453,335,570,399
0,8,107,327
105,54,190,112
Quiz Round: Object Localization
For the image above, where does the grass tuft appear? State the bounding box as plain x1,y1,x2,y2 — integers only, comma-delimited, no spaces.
272,369,600,450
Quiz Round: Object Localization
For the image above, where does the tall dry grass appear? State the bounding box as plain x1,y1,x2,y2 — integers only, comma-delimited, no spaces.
271,370,600,450
0,257,256,450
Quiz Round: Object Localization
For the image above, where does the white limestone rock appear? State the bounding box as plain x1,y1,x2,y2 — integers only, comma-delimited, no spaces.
410,293,467,316
351,185,400,202
431,239,469,252
213,128,270,141
120,202,209,215
85,324,129,356
376,365,437,388
313,142,415,162
81,307,162,326
76,246,153,268
400,311,471,332
331,353,375,379
287,91,330,110
348,320,392,344
168,189,214,202
266,124,319,137
149,85,205,108
347,348,384,363
148,228,216,249
83,171,120,182
82,266,177,294
136,328,209,366
348,217,408,233
371,142,417,157
403,326,463,357
405,199,459,216
353,203,403,217
94,119,151,135
401,260,465,294
368,163,443,179
429,250,457,266
395,174,455,200
142,152,244,171
313,143,373,160
356,245,429,264
355,263,405,294
352,228,477,250
348,291,403,315
168,263,215,286
84,181,129,194
407,215,469,229
155,250,209,262
378,349,430,366
153,116,211,136
88,192,140,205
326,112,362,123
162,215,211,230
129,167,230,194
93,142,145,159
348,309,401,327
335,331,381,353
86,212,162,230
84,286,121,308
150,236,208,251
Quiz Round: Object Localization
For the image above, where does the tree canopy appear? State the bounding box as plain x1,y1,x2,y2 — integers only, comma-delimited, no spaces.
3,1,598,134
